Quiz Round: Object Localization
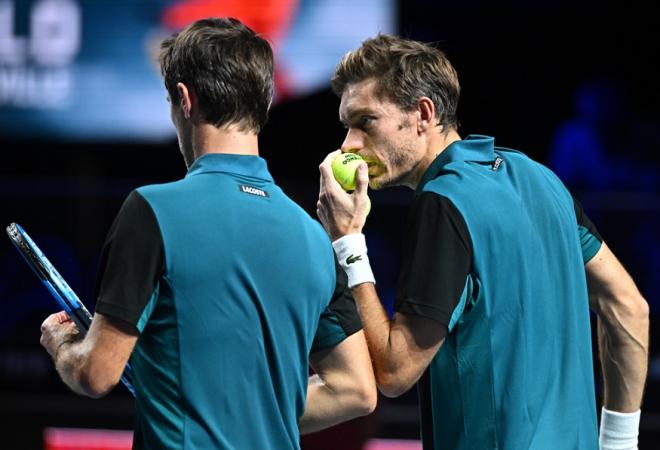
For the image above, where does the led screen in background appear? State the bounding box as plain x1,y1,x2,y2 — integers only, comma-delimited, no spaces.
0,0,394,141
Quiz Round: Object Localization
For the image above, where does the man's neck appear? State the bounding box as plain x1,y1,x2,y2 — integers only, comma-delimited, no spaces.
192,123,259,160
407,128,461,189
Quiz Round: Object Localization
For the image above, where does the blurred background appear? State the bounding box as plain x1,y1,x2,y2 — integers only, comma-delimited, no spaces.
1,1,659,449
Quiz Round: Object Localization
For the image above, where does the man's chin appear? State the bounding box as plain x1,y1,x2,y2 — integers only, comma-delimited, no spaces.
368,176,389,190
369,173,412,190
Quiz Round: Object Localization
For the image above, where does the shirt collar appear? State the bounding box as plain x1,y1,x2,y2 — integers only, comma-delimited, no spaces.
417,134,496,191
186,153,274,182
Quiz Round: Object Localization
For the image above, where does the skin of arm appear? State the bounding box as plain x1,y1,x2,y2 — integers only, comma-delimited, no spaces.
586,242,649,412
350,284,446,398
299,330,377,434
40,311,138,398
316,151,446,398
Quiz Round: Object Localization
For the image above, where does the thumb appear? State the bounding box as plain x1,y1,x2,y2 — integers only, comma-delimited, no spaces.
55,311,71,324
354,163,369,196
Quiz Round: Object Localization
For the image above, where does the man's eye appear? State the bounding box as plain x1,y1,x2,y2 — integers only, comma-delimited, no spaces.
359,116,374,128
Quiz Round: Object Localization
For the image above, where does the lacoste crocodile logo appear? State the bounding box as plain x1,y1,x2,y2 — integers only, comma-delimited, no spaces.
345,254,363,265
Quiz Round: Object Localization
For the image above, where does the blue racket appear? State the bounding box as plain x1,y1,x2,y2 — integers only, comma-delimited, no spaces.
6,223,135,396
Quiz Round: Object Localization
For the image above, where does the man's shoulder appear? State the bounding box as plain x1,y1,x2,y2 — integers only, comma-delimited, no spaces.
134,177,231,208
134,179,327,238
496,146,570,193
135,179,187,199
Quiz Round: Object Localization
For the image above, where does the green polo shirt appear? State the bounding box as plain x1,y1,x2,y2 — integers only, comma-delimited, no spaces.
95,153,361,449
396,135,601,449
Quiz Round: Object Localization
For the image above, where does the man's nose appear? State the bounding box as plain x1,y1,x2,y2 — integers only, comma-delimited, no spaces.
340,129,363,153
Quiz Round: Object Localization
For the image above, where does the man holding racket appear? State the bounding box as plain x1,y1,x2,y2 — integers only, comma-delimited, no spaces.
316,34,649,449
40,18,376,448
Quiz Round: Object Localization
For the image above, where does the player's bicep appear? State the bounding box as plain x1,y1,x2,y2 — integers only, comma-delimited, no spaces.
309,330,372,383
308,330,376,418
585,242,642,312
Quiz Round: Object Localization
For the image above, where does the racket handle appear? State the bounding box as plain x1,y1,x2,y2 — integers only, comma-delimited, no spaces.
69,307,93,332
120,364,136,396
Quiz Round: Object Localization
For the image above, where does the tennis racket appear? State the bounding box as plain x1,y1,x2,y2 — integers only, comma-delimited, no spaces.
6,223,135,396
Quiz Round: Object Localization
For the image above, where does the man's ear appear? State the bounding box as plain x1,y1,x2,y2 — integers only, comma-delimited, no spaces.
177,82,194,120
416,97,437,134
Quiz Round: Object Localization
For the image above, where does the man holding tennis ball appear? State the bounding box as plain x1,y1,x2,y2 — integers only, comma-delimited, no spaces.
318,34,648,450
332,153,371,216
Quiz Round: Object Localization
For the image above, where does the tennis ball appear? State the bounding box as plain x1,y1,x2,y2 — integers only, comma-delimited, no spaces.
332,153,365,191
331,153,371,216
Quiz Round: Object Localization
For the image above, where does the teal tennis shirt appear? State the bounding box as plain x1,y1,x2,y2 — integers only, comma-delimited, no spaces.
94,154,361,449
396,136,601,449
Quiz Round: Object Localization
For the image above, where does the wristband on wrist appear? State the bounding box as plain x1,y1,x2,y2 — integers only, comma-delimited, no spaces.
332,233,375,289
599,407,641,450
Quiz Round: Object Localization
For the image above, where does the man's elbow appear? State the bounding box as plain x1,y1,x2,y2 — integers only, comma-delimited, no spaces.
78,361,121,399
376,372,412,399
354,381,377,415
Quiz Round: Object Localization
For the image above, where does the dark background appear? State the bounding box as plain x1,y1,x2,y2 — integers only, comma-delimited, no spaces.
1,3,659,449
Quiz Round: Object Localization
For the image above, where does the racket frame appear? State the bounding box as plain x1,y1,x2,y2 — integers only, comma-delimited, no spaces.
6,223,135,396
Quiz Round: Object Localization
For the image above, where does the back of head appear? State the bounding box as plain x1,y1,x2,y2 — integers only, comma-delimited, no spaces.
332,34,460,131
159,17,274,133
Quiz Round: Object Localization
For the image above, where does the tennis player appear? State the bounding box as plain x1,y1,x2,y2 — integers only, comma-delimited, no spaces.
40,18,376,449
316,34,649,450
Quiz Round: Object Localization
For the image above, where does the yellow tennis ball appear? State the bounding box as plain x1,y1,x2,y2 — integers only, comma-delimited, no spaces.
332,153,365,191
331,153,371,216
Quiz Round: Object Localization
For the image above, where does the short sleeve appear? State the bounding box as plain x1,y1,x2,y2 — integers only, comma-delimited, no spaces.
572,194,603,263
395,191,472,327
311,256,362,353
94,190,165,332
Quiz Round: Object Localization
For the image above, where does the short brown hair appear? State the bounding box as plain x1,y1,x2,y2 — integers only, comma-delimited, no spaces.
159,17,274,133
332,34,460,130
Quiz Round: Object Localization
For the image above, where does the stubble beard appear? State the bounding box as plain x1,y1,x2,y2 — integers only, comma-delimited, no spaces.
372,136,418,190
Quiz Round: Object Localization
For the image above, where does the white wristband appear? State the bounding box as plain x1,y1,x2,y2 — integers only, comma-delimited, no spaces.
599,407,640,450
332,233,375,289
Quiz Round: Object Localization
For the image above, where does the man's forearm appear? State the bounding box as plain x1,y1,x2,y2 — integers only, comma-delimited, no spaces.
597,307,649,412
586,243,650,412
351,283,428,398
53,340,93,397
299,375,367,434
351,284,392,358
350,284,398,381
330,234,445,397
585,244,648,448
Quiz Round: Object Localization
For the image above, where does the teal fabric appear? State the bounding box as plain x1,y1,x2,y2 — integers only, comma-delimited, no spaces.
418,135,598,449
136,287,159,334
447,277,473,332
578,225,602,263
132,154,343,449
312,307,347,352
